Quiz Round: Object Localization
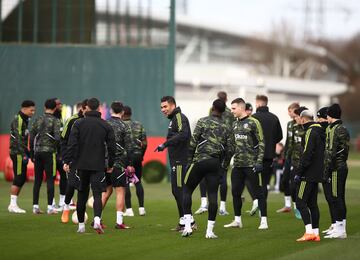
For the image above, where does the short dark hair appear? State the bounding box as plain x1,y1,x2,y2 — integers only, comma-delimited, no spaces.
256,95,268,105
44,99,57,110
87,98,100,111
21,100,35,108
81,99,88,110
123,106,132,116
231,98,245,105
212,99,226,113
76,102,82,110
217,91,227,102
111,101,124,114
161,96,176,105
294,106,308,116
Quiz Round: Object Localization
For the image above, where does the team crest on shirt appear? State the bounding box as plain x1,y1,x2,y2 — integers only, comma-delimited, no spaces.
168,121,172,128
244,123,249,129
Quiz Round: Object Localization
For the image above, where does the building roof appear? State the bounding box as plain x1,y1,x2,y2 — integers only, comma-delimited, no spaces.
176,63,347,96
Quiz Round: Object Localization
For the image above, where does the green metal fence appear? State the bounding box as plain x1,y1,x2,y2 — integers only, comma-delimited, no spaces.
0,0,176,136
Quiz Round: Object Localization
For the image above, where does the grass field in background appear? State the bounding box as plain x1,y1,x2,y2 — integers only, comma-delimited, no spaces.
0,161,359,259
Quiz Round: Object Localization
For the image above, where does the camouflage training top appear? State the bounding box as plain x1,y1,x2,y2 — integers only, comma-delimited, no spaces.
291,123,305,169
324,120,350,171
30,113,61,153
10,112,30,156
107,116,135,168
188,114,234,167
123,119,147,157
233,116,265,168
209,106,235,130
284,120,296,160
221,107,235,130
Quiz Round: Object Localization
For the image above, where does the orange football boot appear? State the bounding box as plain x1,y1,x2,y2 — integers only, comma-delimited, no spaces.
296,233,316,242
61,209,70,223
313,235,321,242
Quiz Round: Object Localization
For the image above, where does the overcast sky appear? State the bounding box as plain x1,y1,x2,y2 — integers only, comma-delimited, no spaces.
2,0,359,40
151,0,360,40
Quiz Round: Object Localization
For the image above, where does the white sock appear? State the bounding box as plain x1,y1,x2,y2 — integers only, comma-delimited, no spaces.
94,216,101,226
235,216,241,223
184,214,192,230
261,216,267,224
179,216,185,225
126,208,133,213
335,221,340,232
220,201,226,211
52,198,56,207
343,219,346,231
285,196,291,208
190,215,195,223
253,199,258,208
275,170,281,191
207,220,215,234
10,195,18,206
64,204,70,210
336,221,345,233
59,195,65,206
79,222,85,229
201,197,207,208
305,224,313,234
116,211,123,225
293,202,297,210
47,205,53,211
33,204,39,209
313,228,319,235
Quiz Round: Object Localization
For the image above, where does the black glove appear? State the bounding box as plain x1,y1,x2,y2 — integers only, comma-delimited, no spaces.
154,143,165,152
253,164,263,173
294,175,303,184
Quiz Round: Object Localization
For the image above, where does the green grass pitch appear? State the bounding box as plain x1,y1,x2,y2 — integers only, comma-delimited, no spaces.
0,162,359,260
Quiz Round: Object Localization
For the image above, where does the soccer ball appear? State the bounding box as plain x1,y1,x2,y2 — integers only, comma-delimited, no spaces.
72,211,88,224
87,196,94,208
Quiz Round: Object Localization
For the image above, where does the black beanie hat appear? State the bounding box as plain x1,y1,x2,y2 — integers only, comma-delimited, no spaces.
327,104,341,119
317,107,328,119
245,103,253,111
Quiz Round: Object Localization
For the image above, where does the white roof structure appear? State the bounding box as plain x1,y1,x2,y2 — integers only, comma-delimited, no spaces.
176,63,347,97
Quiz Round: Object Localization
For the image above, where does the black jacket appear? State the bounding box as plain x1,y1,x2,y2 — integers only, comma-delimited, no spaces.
60,112,83,159
297,122,325,183
324,120,350,172
252,106,283,160
164,107,191,165
64,111,116,171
